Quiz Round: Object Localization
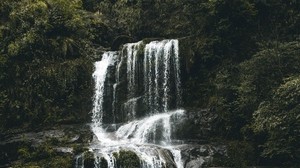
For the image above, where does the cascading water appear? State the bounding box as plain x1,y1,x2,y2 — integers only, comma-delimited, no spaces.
89,39,185,168
126,41,142,98
144,40,182,113
92,52,116,127
91,52,118,134
123,41,143,119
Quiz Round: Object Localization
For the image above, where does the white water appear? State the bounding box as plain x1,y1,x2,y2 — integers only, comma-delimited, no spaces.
125,41,143,117
144,40,182,112
89,40,185,168
75,153,84,168
126,41,142,98
115,110,184,145
91,109,185,168
92,52,117,129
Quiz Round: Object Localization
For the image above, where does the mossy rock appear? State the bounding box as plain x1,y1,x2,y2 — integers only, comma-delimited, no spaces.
114,150,140,168
12,155,72,168
98,157,108,168
84,151,95,168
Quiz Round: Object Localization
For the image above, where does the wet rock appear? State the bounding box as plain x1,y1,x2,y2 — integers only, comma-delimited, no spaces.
54,147,73,154
178,144,227,168
159,149,177,168
186,158,206,168
114,150,141,168
174,108,218,140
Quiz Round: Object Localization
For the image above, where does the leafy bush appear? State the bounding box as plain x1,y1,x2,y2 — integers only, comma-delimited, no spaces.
253,76,300,165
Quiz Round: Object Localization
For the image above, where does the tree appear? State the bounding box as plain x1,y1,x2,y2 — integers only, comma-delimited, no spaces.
253,76,300,165
0,0,101,129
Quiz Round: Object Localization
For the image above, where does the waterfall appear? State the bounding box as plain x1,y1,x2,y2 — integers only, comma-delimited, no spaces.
126,41,142,98
89,39,185,168
92,51,117,134
144,40,182,113
75,153,84,168
115,110,184,145
124,41,143,119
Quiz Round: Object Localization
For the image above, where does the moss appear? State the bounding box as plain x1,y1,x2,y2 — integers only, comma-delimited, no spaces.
33,143,55,160
72,145,87,155
17,147,31,161
44,155,72,168
114,150,140,168
15,140,69,165
98,157,108,168
13,155,72,168
83,151,95,168
16,142,54,162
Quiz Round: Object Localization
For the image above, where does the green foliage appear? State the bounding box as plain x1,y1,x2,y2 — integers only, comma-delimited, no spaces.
227,141,256,167
0,58,93,128
202,0,258,61
4,0,95,60
0,0,100,129
211,63,242,139
210,141,256,168
211,40,300,140
239,41,300,103
255,0,300,40
253,76,300,164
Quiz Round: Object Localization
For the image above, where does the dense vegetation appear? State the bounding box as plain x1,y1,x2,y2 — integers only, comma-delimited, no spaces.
1,0,299,167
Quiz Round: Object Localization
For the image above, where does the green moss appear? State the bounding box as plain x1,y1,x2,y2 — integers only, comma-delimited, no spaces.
84,151,95,168
17,147,31,161
72,145,87,155
114,150,140,168
13,155,72,168
44,156,72,168
98,157,108,168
